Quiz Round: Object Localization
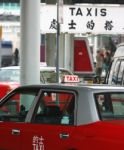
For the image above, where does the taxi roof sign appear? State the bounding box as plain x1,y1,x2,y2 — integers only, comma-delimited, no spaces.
62,75,80,83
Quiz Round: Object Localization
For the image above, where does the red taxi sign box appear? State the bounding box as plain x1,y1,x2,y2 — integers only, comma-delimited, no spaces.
62,75,80,83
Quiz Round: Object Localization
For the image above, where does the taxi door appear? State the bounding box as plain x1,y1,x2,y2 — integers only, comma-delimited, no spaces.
0,122,22,150
0,87,42,150
21,90,76,149
21,124,76,150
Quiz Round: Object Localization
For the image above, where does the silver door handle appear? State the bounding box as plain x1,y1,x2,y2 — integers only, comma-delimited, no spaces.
59,133,69,139
12,129,20,135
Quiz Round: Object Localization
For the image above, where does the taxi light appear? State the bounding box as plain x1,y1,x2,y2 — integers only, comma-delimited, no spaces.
62,75,80,83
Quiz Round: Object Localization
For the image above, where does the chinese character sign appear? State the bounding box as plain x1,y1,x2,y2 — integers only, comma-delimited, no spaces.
32,136,44,150
40,4,124,34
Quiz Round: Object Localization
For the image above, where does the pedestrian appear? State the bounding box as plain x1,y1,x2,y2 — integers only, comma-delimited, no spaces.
95,49,104,83
14,48,19,66
103,50,111,74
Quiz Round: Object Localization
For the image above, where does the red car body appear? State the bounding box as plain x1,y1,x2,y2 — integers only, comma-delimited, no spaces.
0,84,124,149
0,81,19,98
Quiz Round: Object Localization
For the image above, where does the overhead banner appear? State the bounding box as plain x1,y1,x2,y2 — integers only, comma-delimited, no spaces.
40,4,124,34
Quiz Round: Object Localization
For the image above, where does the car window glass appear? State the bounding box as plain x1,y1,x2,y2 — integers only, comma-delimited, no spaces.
0,69,20,82
41,70,72,83
114,46,124,57
112,60,120,84
33,91,75,125
0,91,37,122
41,71,57,83
117,61,124,85
95,92,124,120
104,61,112,83
0,68,72,84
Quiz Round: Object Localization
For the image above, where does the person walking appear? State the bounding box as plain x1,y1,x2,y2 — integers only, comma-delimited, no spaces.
95,50,104,83
14,48,19,66
103,50,111,74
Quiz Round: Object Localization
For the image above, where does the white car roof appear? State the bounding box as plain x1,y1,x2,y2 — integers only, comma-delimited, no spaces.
0,66,72,72
41,83,124,92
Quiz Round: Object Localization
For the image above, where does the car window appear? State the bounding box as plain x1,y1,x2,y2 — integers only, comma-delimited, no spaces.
104,61,112,84
114,46,124,57
95,92,124,120
41,70,72,83
0,69,20,82
110,60,124,85
117,61,124,85
0,90,38,122
111,60,120,84
0,68,72,84
33,91,75,125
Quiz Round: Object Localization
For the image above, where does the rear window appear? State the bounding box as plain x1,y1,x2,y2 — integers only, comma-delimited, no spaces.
95,92,124,120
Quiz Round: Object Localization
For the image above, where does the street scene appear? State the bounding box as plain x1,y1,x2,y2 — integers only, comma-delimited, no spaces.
0,0,124,149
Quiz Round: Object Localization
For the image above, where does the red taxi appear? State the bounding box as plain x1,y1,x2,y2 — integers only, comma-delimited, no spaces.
0,76,124,149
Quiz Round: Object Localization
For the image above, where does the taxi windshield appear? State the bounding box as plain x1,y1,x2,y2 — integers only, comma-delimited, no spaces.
41,69,72,83
0,69,20,82
95,92,124,120
0,68,72,83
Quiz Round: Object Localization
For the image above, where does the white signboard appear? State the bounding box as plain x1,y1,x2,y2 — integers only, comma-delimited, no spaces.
40,4,124,34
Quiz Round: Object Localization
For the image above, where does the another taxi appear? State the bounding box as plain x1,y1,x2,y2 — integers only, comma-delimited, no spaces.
0,66,73,99
0,78,124,149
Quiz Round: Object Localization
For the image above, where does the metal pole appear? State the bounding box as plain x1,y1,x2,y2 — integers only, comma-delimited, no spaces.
56,0,60,83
